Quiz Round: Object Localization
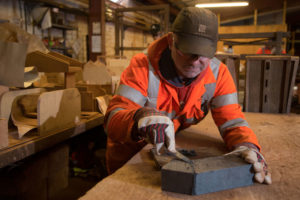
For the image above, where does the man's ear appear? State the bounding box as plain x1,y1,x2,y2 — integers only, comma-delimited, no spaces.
167,32,173,48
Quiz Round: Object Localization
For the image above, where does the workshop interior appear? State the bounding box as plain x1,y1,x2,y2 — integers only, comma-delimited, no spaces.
0,0,300,199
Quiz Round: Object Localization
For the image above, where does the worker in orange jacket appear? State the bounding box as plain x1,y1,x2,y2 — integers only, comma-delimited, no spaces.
104,7,271,184
256,40,286,54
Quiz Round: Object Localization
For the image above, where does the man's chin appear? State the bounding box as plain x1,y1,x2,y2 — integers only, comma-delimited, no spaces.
181,72,199,79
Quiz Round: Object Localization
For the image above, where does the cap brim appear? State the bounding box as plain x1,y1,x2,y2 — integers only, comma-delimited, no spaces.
176,33,216,58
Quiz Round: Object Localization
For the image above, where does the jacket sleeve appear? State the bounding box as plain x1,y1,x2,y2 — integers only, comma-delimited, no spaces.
104,53,149,143
210,63,261,150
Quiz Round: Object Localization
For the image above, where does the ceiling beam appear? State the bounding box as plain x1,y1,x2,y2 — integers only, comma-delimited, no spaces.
166,0,186,10
220,5,300,25
145,0,179,15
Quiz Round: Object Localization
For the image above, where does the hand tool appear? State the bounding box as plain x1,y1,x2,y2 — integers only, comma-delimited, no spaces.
169,150,193,164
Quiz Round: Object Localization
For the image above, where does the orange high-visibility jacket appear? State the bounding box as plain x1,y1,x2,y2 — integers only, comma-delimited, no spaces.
256,47,286,54
105,33,260,174
256,47,272,54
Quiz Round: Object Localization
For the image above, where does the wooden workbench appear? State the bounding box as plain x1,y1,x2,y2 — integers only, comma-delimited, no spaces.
0,113,104,169
80,112,300,200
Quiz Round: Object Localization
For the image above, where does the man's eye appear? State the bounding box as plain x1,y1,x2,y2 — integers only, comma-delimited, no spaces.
191,54,199,59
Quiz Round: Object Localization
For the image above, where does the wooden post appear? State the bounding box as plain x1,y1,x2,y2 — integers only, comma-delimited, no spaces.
283,0,286,24
275,32,283,55
164,5,170,34
115,10,120,56
120,13,124,57
290,31,295,56
64,72,76,88
298,83,300,105
89,0,106,61
254,9,257,26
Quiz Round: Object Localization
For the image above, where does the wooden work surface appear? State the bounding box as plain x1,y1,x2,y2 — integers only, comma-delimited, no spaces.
81,112,300,200
0,113,104,169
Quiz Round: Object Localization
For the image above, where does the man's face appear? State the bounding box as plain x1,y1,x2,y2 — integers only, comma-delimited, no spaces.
170,34,211,79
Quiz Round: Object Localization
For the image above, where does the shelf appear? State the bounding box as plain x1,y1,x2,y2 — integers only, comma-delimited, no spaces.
0,113,104,169
51,23,77,30
50,46,72,50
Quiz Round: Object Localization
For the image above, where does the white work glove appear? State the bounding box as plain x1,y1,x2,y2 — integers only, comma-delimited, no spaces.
133,107,176,154
226,144,272,184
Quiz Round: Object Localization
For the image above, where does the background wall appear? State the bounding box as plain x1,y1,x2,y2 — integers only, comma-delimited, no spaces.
0,0,155,63
217,24,287,54
0,0,290,63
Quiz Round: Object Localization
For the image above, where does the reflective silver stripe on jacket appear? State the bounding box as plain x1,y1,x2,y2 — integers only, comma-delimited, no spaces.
210,57,221,80
160,110,177,119
202,83,216,103
211,92,238,109
146,61,160,108
185,117,200,124
105,107,125,133
202,57,220,103
219,118,249,137
116,84,147,106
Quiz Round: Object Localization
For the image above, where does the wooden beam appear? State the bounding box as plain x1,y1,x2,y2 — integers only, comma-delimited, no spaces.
115,10,120,55
120,47,147,51
143,0,179,15
166,0,186,9
114,4,169,55
89,0,105,61
283,0,287,24
25,51,69,72
219,32,290,39
254,9,257,26
117,4,167,12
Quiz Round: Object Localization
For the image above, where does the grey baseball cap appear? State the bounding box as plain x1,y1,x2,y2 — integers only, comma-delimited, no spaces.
171,7,218,58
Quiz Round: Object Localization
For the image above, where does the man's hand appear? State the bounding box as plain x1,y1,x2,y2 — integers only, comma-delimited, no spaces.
133,107,176,154
226,144,272,184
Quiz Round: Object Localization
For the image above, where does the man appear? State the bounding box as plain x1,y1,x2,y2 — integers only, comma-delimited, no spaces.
256,40,286,54
104,7,271,184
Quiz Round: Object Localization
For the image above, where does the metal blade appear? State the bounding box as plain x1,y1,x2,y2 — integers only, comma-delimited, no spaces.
171,151,193,164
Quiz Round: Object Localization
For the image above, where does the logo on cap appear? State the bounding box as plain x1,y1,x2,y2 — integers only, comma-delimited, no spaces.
198,24,206,33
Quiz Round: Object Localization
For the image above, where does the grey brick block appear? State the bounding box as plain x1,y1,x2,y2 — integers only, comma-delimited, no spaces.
161,155,254,195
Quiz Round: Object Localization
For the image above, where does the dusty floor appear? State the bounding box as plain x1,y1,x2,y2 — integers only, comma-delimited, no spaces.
50,177,99,200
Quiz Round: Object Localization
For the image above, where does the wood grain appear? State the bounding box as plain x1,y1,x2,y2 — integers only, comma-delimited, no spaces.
37,88,81,135
81,113,300,200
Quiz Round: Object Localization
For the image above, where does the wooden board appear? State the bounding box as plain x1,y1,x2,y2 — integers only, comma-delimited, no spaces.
25,51,69,72
65,72,76,88
80,112,300,200
48,51,83,67
0,118,8,149
77,84,108,96
80,91,95,112
0,88,45,120
244,56,299,113
83,61,112,85
37,88,81,135
215,53,240,90
0,113,104,169
106,58,130,77
0,86,9,99
298,83,300,104
11,95,39,138
0,41,28,87
96,95,112,115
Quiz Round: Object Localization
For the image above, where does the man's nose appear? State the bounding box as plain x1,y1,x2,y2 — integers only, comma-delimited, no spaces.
188,56,202,65
192,56,209,66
